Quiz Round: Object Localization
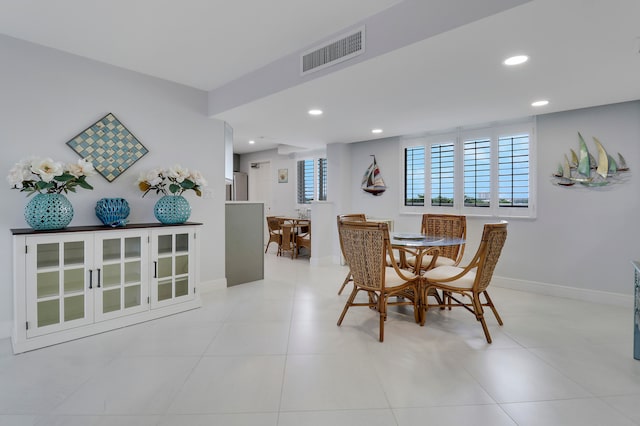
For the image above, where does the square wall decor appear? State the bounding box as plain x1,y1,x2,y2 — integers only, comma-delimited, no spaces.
67,113,148,182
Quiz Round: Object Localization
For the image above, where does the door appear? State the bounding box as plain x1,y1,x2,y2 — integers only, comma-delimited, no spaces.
25,233,94,337
150,228,196,308
94,231,149,322
248,161,271,244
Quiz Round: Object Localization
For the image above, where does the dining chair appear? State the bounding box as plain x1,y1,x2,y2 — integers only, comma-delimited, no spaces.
295,220,311,258
337,220,421,342
336,213,367,294
406,214,466,272
278,223,296,259
265,216,283,254
420,221,507,343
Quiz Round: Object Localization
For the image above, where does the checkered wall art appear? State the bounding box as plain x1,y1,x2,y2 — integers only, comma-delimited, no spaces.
66,113,148,182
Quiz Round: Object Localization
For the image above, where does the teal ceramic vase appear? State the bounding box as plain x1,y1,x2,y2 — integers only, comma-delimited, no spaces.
24,193,74,230
154,195,191,224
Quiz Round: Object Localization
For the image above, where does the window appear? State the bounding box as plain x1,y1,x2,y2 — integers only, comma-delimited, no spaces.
405,147,425,206
402,121,535,218
297,158,327,204
498,134,529,207
463,138,491,207
431,143,454,207
318,158,327,201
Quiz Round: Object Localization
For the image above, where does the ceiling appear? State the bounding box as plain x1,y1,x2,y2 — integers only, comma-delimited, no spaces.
1,0,639,154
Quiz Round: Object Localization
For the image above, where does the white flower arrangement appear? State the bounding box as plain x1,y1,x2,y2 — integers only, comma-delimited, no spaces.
7,157,95,195
137,165,207,197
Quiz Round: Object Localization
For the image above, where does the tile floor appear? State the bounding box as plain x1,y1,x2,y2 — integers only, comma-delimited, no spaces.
1,253,639,425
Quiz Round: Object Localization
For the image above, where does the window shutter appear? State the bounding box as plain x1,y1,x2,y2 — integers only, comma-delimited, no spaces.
464,138,491,207
318,158,327,201
498,134,529,207
430,143,454,207
405,146,425,206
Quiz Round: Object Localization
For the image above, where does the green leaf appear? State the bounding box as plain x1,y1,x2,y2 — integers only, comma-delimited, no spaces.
55,173,75,182
181,179,195,189
169,183,180,194
77,181,93,190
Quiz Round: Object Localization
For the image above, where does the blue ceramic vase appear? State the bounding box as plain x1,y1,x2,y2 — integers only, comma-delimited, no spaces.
24,193,74,230
154,195,191,224
95,198,130,227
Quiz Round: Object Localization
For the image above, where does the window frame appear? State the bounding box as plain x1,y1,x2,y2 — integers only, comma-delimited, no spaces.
400,120,536,219
296,157,327,205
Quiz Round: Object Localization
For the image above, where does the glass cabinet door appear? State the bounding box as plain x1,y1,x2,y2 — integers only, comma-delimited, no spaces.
151,229,195,308
94,232,149,321
25,234,93,338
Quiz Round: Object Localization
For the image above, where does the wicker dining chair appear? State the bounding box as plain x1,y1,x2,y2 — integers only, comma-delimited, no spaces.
337,220,421,342
265,216,283,254
420,221,507,343
279,223,296,259
336,214,367,294
406,214,466,272
295,220,311,258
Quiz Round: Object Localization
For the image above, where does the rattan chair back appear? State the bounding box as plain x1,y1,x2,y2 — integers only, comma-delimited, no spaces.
473,222,508,293
338,220,387,292
420,214,466,265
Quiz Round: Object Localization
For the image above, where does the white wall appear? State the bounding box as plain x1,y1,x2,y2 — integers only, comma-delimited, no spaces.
0,35,227,337
250,101,640,301
343,101,640,299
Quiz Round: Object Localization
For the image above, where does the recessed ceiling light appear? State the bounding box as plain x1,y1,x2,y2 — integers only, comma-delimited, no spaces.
503,55,529,66
248,140,255,144
531,100,549,107
308,109,323,116
371,129,383,134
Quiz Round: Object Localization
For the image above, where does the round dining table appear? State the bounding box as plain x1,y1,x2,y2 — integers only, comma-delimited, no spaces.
390,232,465,271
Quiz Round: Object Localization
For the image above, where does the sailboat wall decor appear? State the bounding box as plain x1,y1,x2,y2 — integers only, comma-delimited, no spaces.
362,155,387,196
552,132,629,187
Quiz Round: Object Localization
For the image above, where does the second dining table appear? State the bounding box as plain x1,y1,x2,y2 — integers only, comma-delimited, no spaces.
277,216,311,258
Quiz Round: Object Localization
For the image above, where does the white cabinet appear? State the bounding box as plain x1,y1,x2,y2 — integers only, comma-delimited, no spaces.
12,223,202,353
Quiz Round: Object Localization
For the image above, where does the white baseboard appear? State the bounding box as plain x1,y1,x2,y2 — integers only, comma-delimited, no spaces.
492,275,633,308
199,278,228,293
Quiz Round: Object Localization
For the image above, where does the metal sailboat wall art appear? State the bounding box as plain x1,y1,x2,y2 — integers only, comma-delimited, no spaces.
553,132,629,187
362,155,387,195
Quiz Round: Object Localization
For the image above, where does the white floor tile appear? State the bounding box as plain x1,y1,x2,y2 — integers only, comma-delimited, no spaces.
280,354,389,411
168,355,285,414
369,348,496,407
603,394,640,424
459,348,593,403
394,405,516,426
278,409,397,426
159,413,278,426
501,397,638,426
205,321,290,355
53,356,200,415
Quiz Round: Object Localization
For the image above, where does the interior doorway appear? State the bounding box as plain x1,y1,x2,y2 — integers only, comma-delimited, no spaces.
248,161,272,245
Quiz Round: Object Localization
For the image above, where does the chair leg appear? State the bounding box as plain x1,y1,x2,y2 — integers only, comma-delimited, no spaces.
338,272,352,295
337,286,359,326
472,294,492,343
482,291,503,325
378,295,386,342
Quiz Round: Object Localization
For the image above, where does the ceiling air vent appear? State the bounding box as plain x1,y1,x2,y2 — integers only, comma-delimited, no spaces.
301,26,365,75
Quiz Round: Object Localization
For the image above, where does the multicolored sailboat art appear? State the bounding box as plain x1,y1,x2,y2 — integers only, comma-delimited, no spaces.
362,155,387,196
553,132,629,187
